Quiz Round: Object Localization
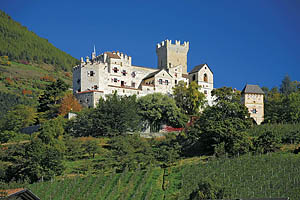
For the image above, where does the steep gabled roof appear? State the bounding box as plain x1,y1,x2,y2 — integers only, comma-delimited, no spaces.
142,69,173,80
142,70,161,80
242,84,264,94
0,188,40,200
189,63,213,74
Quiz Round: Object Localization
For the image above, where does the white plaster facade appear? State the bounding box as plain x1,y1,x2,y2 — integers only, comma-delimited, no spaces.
241,84,265,125
73,39,214,107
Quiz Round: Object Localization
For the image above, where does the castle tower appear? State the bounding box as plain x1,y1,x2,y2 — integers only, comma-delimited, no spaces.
241,84,265,125
156,39,189,74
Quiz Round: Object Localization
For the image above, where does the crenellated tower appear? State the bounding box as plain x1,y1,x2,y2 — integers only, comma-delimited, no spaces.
156,39,189,74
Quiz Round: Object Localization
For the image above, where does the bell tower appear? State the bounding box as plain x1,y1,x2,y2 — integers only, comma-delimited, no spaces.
156,39,189,74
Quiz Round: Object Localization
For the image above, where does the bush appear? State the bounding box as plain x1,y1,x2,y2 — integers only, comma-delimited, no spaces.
254,130,281,154
188,178,230,200
0,131,17,143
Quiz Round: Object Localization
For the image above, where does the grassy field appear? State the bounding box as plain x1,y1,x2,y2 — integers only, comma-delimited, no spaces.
17,152,300,200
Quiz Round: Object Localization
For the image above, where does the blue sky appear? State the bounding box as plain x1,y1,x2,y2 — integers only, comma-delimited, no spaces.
1,0,300,90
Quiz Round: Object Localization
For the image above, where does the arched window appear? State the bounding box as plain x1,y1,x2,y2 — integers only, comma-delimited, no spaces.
204,73,208,82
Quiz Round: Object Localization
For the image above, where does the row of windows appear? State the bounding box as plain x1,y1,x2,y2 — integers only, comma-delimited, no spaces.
158,79,169,85
192,73,209,82
112,67,136,78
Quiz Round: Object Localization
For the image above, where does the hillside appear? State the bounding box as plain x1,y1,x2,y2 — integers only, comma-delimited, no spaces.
0,10,79,72
5,152,298,200
0,61,73,118
0,10,79,118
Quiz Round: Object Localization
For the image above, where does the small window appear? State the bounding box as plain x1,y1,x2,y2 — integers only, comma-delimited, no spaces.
131,71,136,78
94,85,98,90
122,70,127,76
175,73,177,77
159,79,163,84
114,78,118,82
113,67,118,73
204,73,208,82
77,79,80,84
193,74,196,81
204,90,207,94
175,80,177,84
251,108,257,114
131,82,136,88
165,80,169,85
90,71,94,76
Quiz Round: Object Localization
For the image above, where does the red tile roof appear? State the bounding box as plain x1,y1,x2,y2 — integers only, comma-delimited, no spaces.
105,52,121,59
76,90,104,94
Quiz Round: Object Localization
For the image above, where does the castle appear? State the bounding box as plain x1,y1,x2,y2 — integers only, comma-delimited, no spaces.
72,39,264,124
72,39,214,107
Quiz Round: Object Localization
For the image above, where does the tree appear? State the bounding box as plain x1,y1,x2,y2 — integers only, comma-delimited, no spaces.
0,105,37,132
188,179,230,200
263,87,285,123
83,139,101,158
285,92,300,123
254,130,280,153
280,74,297,95
186,87,252,156
106,135,156,171
37,116,66,154
173,81,206,116
6,138,64,183
67,93,142,137
150,134,181,167
58,92,82,116
0,131,17,144
37,79,69,120
137,93,187,132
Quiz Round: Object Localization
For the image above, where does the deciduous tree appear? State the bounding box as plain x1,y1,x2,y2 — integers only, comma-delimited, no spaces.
137,93,187,132
173,81,206,116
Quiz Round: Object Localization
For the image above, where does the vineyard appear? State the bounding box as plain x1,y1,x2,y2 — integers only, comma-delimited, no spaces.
10,152,299,200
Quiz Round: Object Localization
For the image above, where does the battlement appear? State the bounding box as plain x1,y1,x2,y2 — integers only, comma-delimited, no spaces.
156,39,189,49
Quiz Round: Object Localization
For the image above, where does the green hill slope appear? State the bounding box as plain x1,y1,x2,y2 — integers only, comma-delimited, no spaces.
6,153,297,200
0,10,79,118
0,61,73,118
0,10,79,72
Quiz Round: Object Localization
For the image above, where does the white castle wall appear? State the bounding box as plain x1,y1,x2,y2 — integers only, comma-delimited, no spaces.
73,40,214,108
